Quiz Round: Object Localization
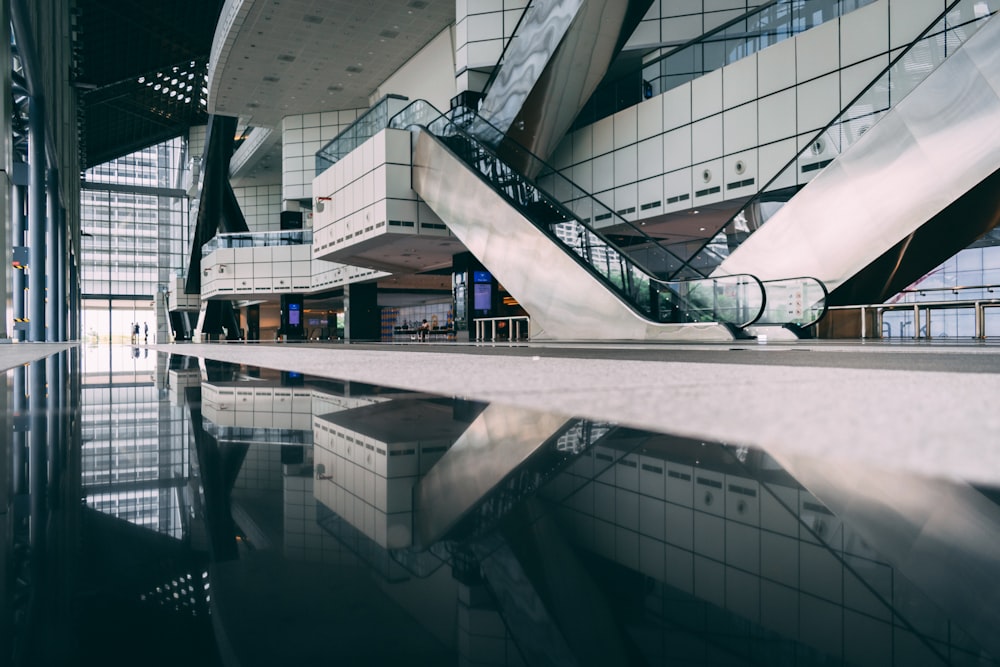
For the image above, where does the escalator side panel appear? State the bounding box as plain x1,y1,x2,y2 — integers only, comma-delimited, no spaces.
478,0,653,173
411,129,736,341
713,15,1000,298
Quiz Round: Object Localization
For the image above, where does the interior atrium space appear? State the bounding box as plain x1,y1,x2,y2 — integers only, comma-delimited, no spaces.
3,0,1000,665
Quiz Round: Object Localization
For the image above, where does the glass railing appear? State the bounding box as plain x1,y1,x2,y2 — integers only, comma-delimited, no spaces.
573,0,878,129
758,277,828,327
672,0,997,280
314,94,410,175
201,229,313,257
390,100,766,328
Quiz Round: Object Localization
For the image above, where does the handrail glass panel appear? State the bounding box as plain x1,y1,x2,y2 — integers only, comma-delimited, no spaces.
202,229,313,257
314,95,410,175
390,100,765,328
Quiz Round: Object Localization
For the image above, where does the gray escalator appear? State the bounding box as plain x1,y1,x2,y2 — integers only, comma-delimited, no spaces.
712,7,1000,305
393,101,768,341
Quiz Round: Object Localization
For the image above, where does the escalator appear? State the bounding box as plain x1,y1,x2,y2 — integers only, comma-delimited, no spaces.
393,101,768,341
712,6,1000,305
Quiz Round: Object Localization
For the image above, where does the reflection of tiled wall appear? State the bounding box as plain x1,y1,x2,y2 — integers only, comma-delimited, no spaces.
234,184,282,232
201,383,314,430
282,110,367,202
312,415,449,549
541,444,977,666
234,444,282,491
545,0,943,227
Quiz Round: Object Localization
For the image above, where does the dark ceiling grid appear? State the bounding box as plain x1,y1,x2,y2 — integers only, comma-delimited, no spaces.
75,0,224,168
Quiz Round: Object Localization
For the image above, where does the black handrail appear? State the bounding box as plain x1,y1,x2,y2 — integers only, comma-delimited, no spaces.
391,100,767,329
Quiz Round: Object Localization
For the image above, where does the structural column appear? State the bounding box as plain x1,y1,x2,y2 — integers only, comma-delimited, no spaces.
46,169,59,342
343,282,380,342
12,175,27,341
27,97,46,342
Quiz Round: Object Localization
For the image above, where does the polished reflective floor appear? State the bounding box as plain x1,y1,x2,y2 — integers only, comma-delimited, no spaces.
3,345,1000,666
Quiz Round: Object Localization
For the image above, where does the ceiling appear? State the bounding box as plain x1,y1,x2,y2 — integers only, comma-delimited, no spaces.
207,0,455,129
76,0,225,168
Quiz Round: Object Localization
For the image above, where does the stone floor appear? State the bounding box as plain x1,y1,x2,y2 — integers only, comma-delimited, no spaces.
139,339,1000,488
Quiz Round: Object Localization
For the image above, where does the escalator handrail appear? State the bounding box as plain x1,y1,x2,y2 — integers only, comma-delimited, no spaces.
392,99,768,328
392,99,693,278
669,0,980,281
759,276,829,328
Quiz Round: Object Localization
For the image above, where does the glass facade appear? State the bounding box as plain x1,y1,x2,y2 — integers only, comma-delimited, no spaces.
80,138,191,342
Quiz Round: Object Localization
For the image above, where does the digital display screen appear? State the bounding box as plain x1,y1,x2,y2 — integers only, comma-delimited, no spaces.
473,270,492,284
474,283,491,311
288,302,301,326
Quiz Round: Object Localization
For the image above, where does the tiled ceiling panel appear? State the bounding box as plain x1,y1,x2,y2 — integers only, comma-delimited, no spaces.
208,0,455,128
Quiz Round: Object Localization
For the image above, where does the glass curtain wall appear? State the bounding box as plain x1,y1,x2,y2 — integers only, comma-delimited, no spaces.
78,138,196,533
80,137,191,343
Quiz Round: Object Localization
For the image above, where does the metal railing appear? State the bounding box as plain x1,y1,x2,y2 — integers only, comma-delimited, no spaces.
201,229,312,256
474,315,530,342
828,285,1000,339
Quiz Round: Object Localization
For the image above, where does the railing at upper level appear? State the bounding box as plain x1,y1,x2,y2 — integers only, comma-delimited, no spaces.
314,94,410,176
201,229,313,257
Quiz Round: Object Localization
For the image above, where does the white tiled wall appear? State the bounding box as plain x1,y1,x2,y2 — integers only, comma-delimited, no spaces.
234,184,282,231
311,128,451,262
282,109,367,201
455,0,530,92
546,0,942,225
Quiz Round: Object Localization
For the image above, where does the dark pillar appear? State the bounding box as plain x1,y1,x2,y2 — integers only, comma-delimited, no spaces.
11,171,27,342
246,304,260,341
279,294,305,340
28,359,47,547
27,98,46,342
343,282,379,342
56,207,66,341
45,170,58,342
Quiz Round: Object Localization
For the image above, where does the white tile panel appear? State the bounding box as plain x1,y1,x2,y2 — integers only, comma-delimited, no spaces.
592,116,615,155
613,144,638,186
758,89,797,144
662,125,692,173
637,177,663,215
613,106,638,147
637,91,663,141
572,125,593,164
723,102,758,154
841,57,890,112
757,37,796,96
840,0,889,66
890,0,941,50
723,52,758,108
663,81,692,131
796,73,840,133
638,135,664,180
593,153,614,193
796,18,840,83
691,69,722,121
691,115,723,165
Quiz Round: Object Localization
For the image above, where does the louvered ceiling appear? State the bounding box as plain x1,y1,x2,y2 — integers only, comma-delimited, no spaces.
75,0,224,168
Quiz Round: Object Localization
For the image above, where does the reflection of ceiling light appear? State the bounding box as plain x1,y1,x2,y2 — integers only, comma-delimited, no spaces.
699,227,705,231
692,210,700,214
